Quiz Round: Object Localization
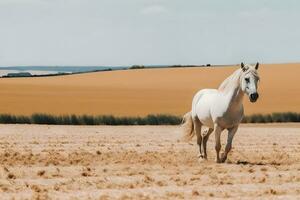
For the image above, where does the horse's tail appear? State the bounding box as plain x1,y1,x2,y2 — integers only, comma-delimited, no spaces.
181,112,195,142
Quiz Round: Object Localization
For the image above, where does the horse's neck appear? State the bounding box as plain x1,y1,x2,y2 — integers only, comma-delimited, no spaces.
220,70,244,108
228,86,244,107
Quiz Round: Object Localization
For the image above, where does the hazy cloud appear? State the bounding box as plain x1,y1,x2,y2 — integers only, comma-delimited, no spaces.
141,5,169,15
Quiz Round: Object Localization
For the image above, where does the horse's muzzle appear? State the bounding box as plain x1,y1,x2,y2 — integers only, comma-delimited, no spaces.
249,93,259,103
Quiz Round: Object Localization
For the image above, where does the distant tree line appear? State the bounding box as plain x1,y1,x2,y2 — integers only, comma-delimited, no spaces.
0,112,299,125
129,65,145,69
2,65,216,78
128,65,212,70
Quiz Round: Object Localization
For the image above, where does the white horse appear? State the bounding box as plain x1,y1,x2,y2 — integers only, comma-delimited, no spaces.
182,63,260,163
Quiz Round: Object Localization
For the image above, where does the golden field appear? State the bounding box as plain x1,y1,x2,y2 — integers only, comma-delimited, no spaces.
0,63,299,116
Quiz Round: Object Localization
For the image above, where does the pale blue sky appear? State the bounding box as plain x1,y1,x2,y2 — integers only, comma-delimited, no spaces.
0,0,299,66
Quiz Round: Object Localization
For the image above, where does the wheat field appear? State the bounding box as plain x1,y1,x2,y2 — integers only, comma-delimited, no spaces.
0,64,299,116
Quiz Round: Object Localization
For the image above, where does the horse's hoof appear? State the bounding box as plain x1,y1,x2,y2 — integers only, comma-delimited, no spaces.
220,153,227,163
198,157,206,163
197,153,204,159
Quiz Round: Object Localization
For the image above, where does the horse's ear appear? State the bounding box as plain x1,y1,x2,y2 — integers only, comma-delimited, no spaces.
255,62,259,70
241,62,246,71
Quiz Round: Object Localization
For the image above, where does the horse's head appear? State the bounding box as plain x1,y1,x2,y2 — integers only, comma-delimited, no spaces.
240,62,260,103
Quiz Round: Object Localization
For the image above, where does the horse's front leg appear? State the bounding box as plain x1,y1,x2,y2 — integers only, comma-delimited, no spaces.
220,125,239,163
214,124,224,163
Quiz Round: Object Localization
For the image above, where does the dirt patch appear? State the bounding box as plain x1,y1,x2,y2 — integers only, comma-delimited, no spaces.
0,124,299,199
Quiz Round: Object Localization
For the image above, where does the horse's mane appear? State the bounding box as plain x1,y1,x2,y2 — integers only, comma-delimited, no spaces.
218,66,259,93
218,69,242,92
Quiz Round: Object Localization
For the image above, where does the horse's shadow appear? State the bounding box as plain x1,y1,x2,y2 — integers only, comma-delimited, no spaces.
233,160,281,166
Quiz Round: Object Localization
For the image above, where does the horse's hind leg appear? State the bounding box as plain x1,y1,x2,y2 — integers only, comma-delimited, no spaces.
193,117,203,159
202,128,213,159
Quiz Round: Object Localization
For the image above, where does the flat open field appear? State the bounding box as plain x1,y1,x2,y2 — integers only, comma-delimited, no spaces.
0,63,299,116
0,124,299,199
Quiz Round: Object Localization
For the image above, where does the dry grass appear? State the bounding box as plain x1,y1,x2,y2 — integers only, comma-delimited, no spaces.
0,124,299,199
0,63,299,116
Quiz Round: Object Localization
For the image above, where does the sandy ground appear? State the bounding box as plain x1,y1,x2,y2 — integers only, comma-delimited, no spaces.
0,63,300,116
0,124,299,199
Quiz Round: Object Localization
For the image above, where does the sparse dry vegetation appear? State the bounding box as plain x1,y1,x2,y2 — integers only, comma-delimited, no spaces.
0,112,299,125
0,113,181,125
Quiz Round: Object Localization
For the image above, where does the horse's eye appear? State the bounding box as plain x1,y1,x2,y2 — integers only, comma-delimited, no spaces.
245,78,250,83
